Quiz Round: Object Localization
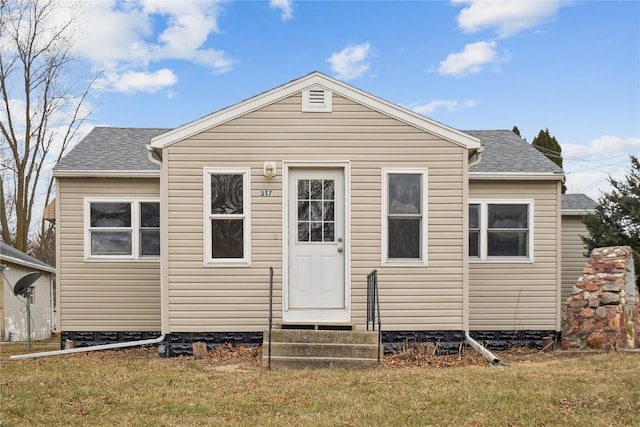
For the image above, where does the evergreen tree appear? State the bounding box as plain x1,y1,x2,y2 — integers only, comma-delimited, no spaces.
532,128,566,193
512,126,521,137
582,156,640,286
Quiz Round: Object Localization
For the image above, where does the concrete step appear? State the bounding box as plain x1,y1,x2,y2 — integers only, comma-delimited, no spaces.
262,356,379,369
265,342,379,359
262,329,381,369
266,329,379,345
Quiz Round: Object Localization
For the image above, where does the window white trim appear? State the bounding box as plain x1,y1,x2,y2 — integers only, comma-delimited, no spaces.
83,197,160,262
203,167,251,267
469,199,534,263
381,168,428,266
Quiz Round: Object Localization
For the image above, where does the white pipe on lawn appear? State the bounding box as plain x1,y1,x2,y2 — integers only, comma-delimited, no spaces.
10,334,166,360
465,331,500,364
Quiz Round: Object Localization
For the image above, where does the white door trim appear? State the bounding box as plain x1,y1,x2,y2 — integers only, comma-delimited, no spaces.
282,161,351,323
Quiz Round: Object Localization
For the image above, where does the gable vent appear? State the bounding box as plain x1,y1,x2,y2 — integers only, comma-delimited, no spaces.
308,89,326,105
302,87,332,112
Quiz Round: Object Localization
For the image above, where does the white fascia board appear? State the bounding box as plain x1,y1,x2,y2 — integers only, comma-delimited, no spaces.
562,209,595,216
53,170,160,178
0,255,56,273
469,172,565,181
150,72,481,150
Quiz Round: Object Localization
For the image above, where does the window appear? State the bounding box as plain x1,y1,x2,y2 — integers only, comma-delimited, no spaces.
297,178,335,242
382,169,427,265
469,204,480,258
140,202,160,256
85,199,160,260
469,201,533,261
204,168,251,266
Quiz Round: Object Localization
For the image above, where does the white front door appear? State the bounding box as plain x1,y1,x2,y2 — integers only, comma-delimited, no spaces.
285,168,347,322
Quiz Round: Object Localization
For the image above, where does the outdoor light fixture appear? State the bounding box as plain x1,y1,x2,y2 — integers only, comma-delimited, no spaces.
263,161,277,178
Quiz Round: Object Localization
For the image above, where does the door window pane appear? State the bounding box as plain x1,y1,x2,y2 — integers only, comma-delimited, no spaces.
297,178,336,243
323,180,334,200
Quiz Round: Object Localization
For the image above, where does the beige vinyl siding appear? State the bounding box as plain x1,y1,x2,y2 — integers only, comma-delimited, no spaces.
561,215,590,302
57,178,161,331
469,180,560,331
166,93,466,332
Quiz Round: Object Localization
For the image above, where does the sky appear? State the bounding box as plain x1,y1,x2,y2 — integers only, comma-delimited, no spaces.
46,0,640,200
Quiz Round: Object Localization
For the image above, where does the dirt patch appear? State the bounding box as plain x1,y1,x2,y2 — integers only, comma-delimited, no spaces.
70,343,571,369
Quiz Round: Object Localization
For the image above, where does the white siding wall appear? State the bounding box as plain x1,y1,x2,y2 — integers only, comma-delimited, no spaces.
561,215,590,302
166,93,467,332
469,180,560,330
57,178,161,331
2,264,53,341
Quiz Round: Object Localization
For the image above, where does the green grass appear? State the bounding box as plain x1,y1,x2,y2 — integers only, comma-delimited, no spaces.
0,344,639,426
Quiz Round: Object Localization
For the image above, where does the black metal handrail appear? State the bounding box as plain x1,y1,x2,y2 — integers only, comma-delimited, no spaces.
366,269,382,363
268,266,273,370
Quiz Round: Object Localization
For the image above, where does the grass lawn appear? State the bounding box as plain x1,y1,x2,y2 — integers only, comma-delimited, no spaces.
0,342,639,426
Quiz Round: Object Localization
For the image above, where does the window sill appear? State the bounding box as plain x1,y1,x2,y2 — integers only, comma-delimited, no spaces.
382,260,428,268
85,257,160,263
204,260,251,268
469,257,533,264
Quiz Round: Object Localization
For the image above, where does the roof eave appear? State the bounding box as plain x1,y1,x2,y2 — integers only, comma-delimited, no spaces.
150,72,481,150
0,255,56,273
562,209,596,216
469,172,565,181
53,170,160,178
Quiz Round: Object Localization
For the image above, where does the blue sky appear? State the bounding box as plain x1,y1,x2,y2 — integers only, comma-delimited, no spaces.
61,0,639,199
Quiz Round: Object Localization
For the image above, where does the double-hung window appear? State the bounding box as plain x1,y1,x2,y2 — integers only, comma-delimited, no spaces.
382,169,427,265
204,167,251,266
85,199,160,260
469,201,533,261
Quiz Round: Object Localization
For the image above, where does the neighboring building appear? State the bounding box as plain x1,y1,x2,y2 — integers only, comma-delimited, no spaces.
0,242,55,341
53,72,567,353
561,193,597,302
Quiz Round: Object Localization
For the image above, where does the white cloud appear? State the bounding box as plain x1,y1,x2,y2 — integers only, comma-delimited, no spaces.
95,69,178,94
61,0,233,94
563,136,639,200
411,99,477,115
452,0,562,38
563,136,640,158
270,0,294,21
438,40,507,77
327,43,371,80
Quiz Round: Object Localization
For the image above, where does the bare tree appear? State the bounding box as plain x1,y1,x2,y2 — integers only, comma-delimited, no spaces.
0,0,92,252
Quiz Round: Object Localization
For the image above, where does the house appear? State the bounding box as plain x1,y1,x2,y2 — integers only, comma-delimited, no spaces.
560,193,597,302
52,72,567,355
0,242,56,341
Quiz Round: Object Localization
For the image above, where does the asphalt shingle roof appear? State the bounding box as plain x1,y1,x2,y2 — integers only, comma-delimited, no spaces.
55,128,564,175
562,193,597,211
54,127,169,171
0,241,55,272
466,130,564,174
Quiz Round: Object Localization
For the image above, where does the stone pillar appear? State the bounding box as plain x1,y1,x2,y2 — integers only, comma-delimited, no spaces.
561,246,639,350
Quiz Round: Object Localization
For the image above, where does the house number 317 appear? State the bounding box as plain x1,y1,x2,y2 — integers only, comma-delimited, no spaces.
259,190,273,197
